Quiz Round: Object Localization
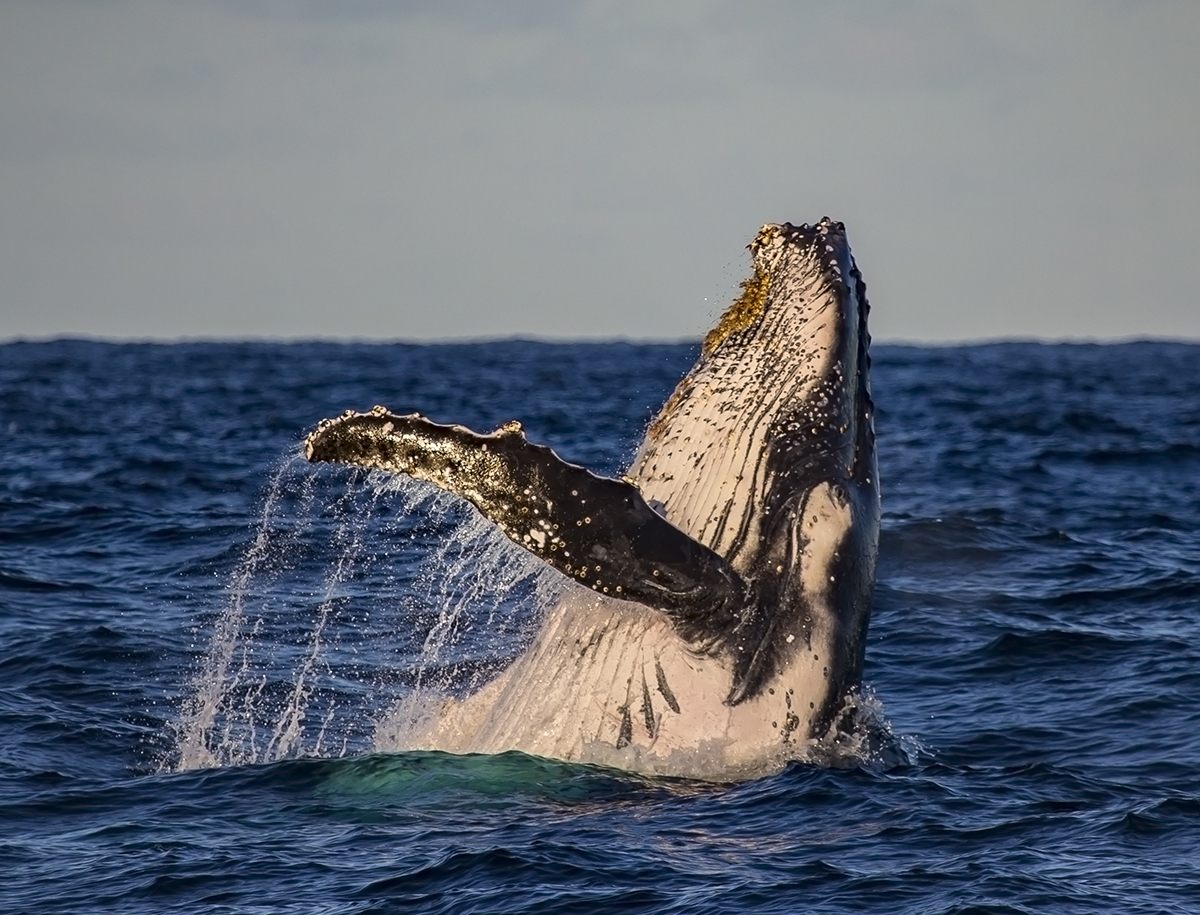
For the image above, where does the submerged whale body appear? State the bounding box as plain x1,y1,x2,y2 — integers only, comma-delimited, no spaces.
306,219,880,779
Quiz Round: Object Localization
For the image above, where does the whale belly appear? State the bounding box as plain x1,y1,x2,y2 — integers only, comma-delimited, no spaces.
403,589,830,779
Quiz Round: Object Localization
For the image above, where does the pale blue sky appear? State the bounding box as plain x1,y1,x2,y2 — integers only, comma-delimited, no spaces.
2,1,1197,342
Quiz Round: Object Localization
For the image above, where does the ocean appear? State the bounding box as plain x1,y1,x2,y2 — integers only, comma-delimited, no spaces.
2,339,1198,914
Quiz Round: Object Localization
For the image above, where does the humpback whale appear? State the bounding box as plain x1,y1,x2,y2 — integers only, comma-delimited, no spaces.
305,218,879,779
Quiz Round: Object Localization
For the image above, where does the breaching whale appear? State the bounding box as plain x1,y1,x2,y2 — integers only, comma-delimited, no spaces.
305,218,879,779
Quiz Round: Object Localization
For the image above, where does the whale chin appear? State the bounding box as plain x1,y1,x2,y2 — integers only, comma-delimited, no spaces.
305,217,880,778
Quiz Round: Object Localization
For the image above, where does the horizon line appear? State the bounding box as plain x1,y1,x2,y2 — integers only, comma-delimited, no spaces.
3,332,1198,348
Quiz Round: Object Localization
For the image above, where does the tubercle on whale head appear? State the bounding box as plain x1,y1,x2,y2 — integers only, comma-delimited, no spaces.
701,218,851,359
649,218,857,446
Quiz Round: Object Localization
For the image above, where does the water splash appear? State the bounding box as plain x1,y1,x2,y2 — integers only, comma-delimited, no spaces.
262,482,375,762
171,457,557,772
173,457,305,770
804,687,923,771
359,468,562,751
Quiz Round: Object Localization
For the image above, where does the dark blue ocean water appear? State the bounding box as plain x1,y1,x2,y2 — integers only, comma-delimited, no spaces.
2,339,1198,914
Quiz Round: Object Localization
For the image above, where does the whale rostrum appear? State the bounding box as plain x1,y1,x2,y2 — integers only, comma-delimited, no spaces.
304,218,879,778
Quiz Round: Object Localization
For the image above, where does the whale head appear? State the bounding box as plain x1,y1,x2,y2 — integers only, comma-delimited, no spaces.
628,217,879,714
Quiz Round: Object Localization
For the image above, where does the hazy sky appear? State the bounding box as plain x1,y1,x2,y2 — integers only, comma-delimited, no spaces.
2,1,1197,342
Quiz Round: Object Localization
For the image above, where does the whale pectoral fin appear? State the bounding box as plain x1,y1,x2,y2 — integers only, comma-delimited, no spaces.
305,409,750,643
